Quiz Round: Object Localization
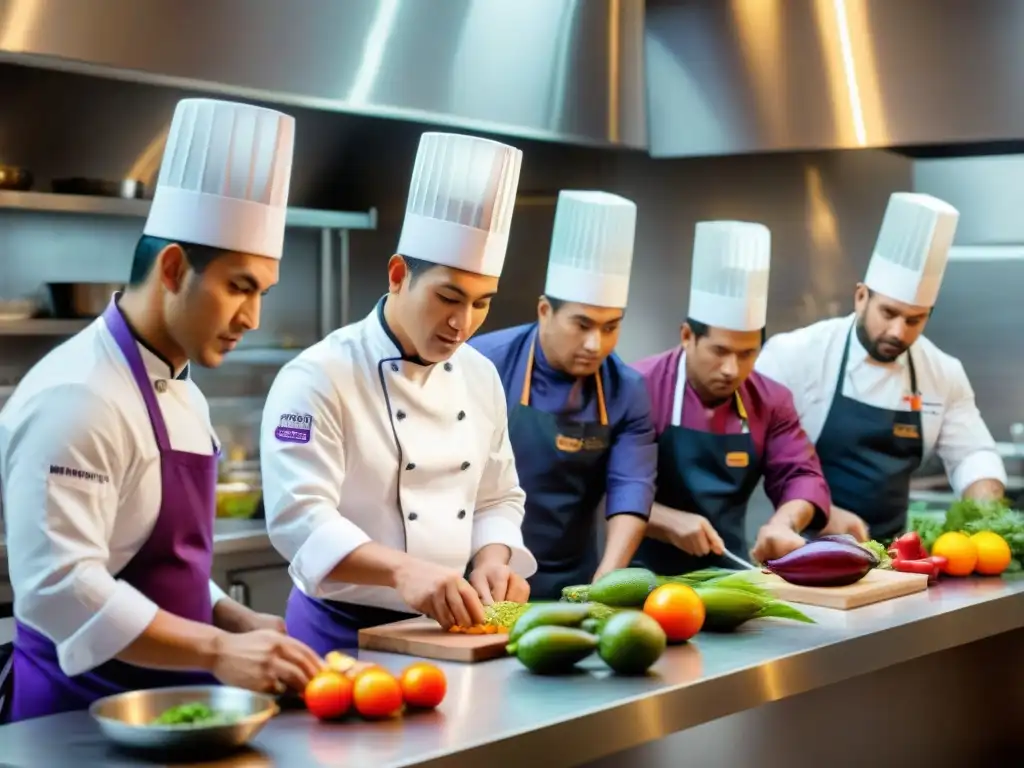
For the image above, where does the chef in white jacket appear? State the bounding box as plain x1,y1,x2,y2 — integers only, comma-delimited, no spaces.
0,99,322,723
260,132,537,655
756,192,1007,542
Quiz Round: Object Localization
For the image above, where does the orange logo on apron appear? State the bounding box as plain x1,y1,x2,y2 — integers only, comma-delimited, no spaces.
893,423,920,440
725,451,750,468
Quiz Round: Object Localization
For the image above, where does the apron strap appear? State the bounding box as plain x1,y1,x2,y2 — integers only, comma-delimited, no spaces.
520,332,608,426
836,319,921,412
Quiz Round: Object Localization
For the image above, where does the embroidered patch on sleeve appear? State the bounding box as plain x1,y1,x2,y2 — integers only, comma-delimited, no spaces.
275,413,313,444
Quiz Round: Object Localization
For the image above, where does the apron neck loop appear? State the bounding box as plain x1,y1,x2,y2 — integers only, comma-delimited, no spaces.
521,330,609,426
672,349,748,430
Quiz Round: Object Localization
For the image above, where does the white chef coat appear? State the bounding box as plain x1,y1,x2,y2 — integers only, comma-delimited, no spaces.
755,314,1007,497
0,319,226,677
260,302,537,614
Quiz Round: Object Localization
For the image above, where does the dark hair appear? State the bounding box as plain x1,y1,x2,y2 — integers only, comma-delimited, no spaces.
685,317,767,346
863,286,936,318
128,235,227,286
543,296,567,313
396,255,443,285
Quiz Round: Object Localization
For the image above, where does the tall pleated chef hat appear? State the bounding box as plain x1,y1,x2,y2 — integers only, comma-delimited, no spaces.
143,98,295,260
543,190,638,308
688,220,771,332
863,192,959,308
397,132,523,277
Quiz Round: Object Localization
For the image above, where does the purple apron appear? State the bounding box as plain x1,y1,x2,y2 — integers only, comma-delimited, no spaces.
285,589,415,658
5,299,218,723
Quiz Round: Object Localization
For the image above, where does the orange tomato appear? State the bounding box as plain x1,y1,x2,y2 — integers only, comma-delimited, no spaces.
643,583,705,643
399,662,447,709
931,532,978,577
352,668,404,719
304,671,353,721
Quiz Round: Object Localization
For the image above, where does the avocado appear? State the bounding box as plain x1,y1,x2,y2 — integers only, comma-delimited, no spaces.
587,568,660,607
510,626,598,674
508,603,593,644
597,610,667,675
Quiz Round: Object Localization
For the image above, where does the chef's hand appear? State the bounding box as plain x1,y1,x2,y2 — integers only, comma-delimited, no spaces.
751,523,806,564
469,562,530,605
659,509,725,557
819,506,870,542
214,599,287,634
394,558,487,629
212,630,324,694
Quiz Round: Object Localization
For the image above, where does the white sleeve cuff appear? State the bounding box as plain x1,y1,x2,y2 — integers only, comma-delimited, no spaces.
472,514,537,579
950,450,1008,497
289,515,373,598
209,579,228,607
56,580,159,677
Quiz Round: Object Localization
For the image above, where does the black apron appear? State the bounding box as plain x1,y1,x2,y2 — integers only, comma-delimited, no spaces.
814,322,924,541
508,333,611,600
633,353,763,575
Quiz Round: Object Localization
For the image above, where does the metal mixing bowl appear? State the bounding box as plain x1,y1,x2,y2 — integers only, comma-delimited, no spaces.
88,685,279,753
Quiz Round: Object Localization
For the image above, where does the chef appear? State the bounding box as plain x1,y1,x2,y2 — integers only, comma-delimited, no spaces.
0,98,323,723
631,221,831,574
470,191,657,599
260,132,536,656
756,193,1006,542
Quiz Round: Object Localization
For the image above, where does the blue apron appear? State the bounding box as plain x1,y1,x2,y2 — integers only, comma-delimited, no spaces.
633,352,762,575
813,322,923,541
508,332,611,600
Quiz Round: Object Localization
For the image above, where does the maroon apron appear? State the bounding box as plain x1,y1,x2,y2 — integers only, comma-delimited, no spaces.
4,298,219,722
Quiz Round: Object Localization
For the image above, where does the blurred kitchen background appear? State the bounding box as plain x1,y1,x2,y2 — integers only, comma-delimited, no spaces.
1,0,1023,612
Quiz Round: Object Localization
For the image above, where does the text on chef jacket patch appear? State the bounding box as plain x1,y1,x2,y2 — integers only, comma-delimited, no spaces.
275,413,314,444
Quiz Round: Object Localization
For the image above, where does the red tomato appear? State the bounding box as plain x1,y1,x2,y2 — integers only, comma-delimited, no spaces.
352,668,404,719
399,662,447,709
304,671,353,721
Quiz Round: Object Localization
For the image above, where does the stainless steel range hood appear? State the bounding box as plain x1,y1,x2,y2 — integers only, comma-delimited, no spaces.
645,0,1024,158
0,0,646,150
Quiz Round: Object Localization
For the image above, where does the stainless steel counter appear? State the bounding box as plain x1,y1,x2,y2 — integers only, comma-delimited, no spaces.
1,577,1022,767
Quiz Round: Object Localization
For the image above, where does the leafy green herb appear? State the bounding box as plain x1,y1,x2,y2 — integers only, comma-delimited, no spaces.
152,702,239,727
859,540,892,569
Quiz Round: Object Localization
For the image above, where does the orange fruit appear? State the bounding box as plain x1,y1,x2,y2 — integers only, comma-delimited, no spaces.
969,531,1012,576
643,583,705,642
399,662,447,709
304,670,353,721
352,668,404,719
931,532,978,577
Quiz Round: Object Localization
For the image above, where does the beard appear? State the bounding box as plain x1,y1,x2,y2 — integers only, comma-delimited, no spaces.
856,315,908,363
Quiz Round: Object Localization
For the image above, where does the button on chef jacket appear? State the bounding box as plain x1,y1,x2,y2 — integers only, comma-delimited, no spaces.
470,323,657,520
0,316,226,677
754,314,1007,497
259,298,537,613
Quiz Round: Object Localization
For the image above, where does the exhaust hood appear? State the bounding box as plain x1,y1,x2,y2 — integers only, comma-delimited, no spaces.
0,0,646,150
645,0,1024,158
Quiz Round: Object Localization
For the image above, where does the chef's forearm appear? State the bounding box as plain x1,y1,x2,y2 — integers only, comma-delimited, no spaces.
212,598,258,634
327,541,413,588
118,610,227,672
962,478,1005,502
599,514,647,571
645,502,679,544
472,543,511,568
769,500,815,533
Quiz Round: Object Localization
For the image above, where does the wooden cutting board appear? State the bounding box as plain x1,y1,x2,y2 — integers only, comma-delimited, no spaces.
754,568,929,609
358,618,509,663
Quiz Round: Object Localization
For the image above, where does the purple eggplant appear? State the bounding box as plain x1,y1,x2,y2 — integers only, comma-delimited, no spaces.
817,533,862,547
764,539,879,587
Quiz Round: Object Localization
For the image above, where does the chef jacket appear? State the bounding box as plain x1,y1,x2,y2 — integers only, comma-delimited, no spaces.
755,314,1007,496
469,323,657,519
633,346,831,524
0,319,226,677
260,299,536,614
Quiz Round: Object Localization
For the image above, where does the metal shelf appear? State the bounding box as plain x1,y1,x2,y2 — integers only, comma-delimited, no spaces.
0,318,90,335
0,189,378,231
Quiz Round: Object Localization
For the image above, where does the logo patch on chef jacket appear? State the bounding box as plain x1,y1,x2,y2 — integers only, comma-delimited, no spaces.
275,413,313,444
48,465,110,485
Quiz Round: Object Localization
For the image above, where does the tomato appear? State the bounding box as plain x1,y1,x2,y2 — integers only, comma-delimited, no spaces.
399,662,447,709
304,671,353,721
352,668,404,719
643,583,705,643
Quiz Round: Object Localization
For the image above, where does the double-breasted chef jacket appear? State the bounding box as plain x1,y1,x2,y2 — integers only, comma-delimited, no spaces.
0,308,227,679
755,314,1007,506
260,298,537,616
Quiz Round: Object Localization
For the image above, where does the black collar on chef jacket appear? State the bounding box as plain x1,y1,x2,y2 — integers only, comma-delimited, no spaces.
376,295,431,367
114,293,190,381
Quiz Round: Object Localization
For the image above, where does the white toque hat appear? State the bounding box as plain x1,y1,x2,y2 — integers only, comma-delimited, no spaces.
143,98,295,260
543,190,637,309
863,192,959,307
688,220,771,331
396,132,523,277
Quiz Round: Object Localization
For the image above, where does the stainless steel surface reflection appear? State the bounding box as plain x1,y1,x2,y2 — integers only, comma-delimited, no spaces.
89,685,278,752
1,579,1022,767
